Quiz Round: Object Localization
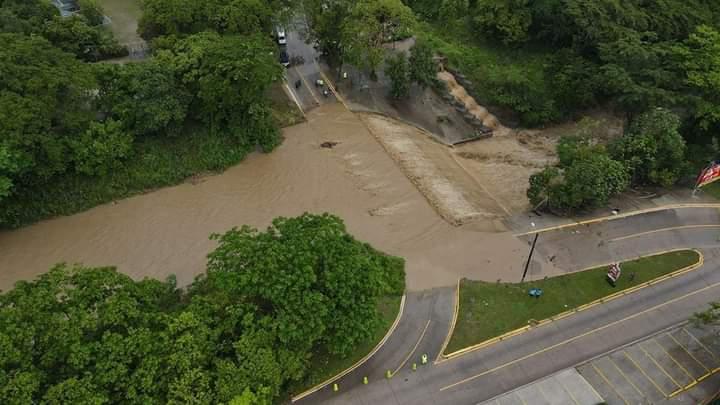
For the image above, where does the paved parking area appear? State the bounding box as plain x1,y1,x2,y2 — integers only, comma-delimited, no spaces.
481,369,604,405
578,324,720,404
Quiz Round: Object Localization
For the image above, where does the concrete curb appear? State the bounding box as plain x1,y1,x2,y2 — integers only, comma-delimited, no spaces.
290,294,406,402
437,249,704,363
514,203,720,236
435,279,460,364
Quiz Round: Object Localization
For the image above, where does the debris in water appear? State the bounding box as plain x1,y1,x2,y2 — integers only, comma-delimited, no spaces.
320,141,339,149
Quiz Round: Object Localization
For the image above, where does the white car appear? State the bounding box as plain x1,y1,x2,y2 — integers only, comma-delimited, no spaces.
276,28,287,45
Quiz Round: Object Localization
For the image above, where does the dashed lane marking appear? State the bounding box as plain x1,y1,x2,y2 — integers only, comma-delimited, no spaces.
439,280,720,392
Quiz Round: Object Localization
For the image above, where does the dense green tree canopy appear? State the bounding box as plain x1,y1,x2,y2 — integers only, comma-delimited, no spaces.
139,0,277,39
1,0,125,61
342,0,416,73
610,109,687,187
0,214,405,404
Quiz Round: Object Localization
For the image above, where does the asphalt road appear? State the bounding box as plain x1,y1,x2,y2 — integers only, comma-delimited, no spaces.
303,207,720,404
283,21,337,112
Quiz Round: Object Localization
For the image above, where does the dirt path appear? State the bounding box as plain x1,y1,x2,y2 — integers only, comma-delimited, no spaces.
0,104,560,292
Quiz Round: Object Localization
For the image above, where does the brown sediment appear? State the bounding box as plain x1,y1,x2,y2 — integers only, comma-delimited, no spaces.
0,104,561,292
437,71,511,136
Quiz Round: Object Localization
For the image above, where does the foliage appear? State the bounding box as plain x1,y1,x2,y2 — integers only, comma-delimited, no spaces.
472,0,531,45
95,62,191,137
676,25,720,132
407,0,720,129
386,52,411,99
70,120,134,177
138,0,275,39
0,33,95,185
0,26,286,227
0,126,251,228
0,214,405,403
529,138,629,213
610,108,687,187
78,0,105,26
1,0,125,61
437,0,467,24
158,32,283,150
342,0,416,73
42,15,127,61
408,40,436,88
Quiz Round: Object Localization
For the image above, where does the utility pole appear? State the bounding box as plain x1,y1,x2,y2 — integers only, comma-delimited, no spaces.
521,233,539,283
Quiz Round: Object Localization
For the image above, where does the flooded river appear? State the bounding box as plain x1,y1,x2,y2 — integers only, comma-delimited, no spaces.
0,104,546,292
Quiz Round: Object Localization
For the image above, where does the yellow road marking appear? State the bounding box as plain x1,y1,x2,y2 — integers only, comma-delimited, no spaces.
291,294,406,402
514,203,720,236
609,224,720,242
536,382,556,405
667,332,710,373
608,357,645,398
669,367,720,397
392,319,430,375
555,374,581,405
622,350,668,397
652,338,696,381
435,279,460,364
637,342,682,389
294,67,320,106
439,280,720,392
683,327,719,361
591,363,629,405
319,70,350,111
513,390,528,405
439,249,703,362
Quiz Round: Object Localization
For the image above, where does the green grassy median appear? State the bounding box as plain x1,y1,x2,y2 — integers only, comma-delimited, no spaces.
289,295,402,395
445,250,700,354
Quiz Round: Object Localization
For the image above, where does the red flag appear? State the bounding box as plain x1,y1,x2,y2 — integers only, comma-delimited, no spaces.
696,161,720,189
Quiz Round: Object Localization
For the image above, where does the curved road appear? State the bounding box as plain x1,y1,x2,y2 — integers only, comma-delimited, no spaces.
300,206,720,404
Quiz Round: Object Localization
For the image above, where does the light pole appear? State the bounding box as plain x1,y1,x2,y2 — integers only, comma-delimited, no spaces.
521,233,539,283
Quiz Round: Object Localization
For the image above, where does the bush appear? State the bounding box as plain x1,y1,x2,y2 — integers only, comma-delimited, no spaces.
610,108,687,187
386,52,411,99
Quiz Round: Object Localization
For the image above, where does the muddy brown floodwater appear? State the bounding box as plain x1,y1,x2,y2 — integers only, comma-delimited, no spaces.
0,104,559,292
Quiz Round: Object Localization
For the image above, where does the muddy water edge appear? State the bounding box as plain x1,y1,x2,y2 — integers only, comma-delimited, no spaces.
0,104,554,292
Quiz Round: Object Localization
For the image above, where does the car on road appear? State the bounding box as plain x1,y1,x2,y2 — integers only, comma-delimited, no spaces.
276,27,287,45
279,50,290,67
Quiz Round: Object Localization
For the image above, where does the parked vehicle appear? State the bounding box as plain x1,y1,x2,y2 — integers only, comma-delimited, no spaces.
276,27,287,45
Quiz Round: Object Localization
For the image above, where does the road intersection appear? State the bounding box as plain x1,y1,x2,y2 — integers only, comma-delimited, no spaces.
297,206,720,404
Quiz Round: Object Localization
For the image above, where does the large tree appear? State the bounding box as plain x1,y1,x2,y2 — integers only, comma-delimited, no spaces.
0,214,405,404
610,108,687,187
0,34,95,198
342,0,416,74
676,25,720,132
155,32,283,150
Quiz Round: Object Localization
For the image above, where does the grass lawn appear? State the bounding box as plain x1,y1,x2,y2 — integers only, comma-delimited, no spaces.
268,83,305,128
702,182,720,200
445,250,700,354
288,295,402,395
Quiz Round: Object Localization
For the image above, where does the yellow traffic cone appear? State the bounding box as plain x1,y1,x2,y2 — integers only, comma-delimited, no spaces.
386,370,392,379
412,363,417,371
333,383,339,392
421,354,428,365
363,376,368,385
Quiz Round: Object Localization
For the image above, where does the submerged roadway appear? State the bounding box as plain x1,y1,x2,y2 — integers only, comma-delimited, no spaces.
299,206,720,404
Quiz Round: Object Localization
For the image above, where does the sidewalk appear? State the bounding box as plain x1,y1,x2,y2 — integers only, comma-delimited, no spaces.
506,188,719,235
